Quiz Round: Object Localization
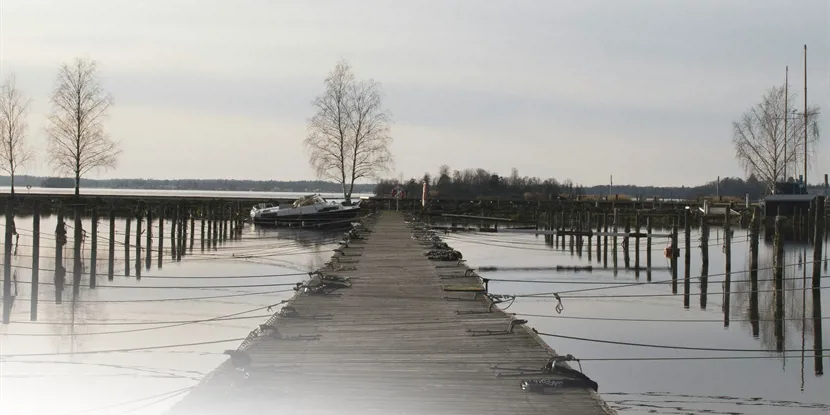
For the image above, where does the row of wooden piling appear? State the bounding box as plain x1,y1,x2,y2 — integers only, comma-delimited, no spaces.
2,199,251,324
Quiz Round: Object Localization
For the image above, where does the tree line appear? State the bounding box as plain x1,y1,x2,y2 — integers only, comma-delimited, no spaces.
0,58,120,197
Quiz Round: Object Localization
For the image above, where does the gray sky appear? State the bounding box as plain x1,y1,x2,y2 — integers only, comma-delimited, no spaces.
1,0,828,186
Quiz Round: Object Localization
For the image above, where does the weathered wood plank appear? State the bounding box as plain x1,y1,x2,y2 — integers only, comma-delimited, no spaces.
167,212,614,415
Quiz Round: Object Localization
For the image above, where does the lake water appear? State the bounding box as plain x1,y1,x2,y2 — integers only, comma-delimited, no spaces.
0,213,341,414
0,186,374,201
0,209,828,414
444,225,829,415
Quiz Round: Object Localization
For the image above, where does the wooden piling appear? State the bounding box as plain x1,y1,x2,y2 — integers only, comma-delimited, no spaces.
171,206,178,259
90,207,98,288
177,206,184,262
158,206,164,269
645,216,652,281
683,209,691,309
812,196,825,375
699,216,709,310
634,213,641,272
125,215,132,277
587,212,593,261
223,205,229,241
212,206,219,249
773,214,785,351
180,207,188,258
146,206,152,270
201,205,206,251
749,206,760,337
723,209,732,327
135,211,142,279
623,220,631,270
595,213,602,261
190,210,195,251
108,207,115,280
30,203,40,321
3,198,14,324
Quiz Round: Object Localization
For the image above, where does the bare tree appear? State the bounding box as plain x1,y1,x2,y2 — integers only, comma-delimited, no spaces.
732,85,820,193
0,74,34,195
46,58,119,197
305,60,393,202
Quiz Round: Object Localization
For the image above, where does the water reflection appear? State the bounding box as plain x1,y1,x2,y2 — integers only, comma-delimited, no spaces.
0,212,340,415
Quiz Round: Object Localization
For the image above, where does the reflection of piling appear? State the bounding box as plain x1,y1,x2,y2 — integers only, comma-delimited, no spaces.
108,208,115,280
749,207,760,337
31,203,40,321
646,216,652,281
595,213,602,261
90,207,98,288
177,206,184,261
773,215,785,352
603,212,609,268
228,205,234,239
587,212,593,261
634,213,641,273
72,207,82,296
811,196,825,375
180,207,187,259
670,217,678,294
55,207,65,304
223,205,229,241
212,205,219,249
3,199,14,324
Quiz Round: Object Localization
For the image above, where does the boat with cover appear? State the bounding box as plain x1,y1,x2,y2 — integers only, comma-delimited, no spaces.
249,194,361,226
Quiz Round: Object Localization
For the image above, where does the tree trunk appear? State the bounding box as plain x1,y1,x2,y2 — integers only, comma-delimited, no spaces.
75,171,80,198
9,175,14,196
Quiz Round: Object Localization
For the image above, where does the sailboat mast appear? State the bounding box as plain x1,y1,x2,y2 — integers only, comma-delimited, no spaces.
784,66,788,181
803,44,808,188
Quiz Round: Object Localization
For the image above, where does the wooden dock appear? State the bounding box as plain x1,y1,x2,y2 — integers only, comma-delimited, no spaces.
167,211,614,415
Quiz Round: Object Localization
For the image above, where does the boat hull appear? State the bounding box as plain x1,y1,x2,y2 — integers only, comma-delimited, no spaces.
251,206,362,228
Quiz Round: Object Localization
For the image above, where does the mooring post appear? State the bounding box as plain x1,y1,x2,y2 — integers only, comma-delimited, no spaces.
700,214,710,310
603,212,609,268
223,204,229,241
723,209,731,327
158,206,164,269
146,206,152,270
135,209,142,279
212,205,219,249
773,214,785,351
586,211,593,261
108,207,115,280
3,198,14,324
190,209,195,250
634,212,641,272
749,206,760,337
125,214,132,277
180,206,188,258
55,206,65,304
228,204,234,239
72,206,83,296
646,216,652,281
175,204,186,262
623,220,631,270
683,208,691,309
812,196,825,375
90,207,98,288
559,210,566,247
201,205,206,251
670,216,678,294
170,206,178,259
31,203,41,321
596,213,602,261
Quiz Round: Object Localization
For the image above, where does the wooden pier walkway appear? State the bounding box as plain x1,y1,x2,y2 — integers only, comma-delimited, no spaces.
167,212,613,415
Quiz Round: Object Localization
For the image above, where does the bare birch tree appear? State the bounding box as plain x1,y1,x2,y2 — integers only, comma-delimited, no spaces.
0,74,34,195
732,85,820,193
305,60,393,202
46,58,120,197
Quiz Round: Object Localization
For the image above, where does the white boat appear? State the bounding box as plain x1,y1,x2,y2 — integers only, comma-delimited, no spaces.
250,194,362,227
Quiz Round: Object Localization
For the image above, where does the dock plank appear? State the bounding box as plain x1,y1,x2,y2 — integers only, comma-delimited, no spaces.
167,212,614,415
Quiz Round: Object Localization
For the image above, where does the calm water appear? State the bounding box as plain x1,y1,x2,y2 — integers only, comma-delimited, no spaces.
1,209,828,414
0,213,341,414
444,225,830,415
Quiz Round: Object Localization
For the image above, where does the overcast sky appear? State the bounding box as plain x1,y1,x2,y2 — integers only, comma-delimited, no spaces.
0,0,828,186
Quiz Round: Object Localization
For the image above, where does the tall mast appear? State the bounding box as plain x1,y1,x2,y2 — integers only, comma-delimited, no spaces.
784,66,790,182
803,44,808,188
